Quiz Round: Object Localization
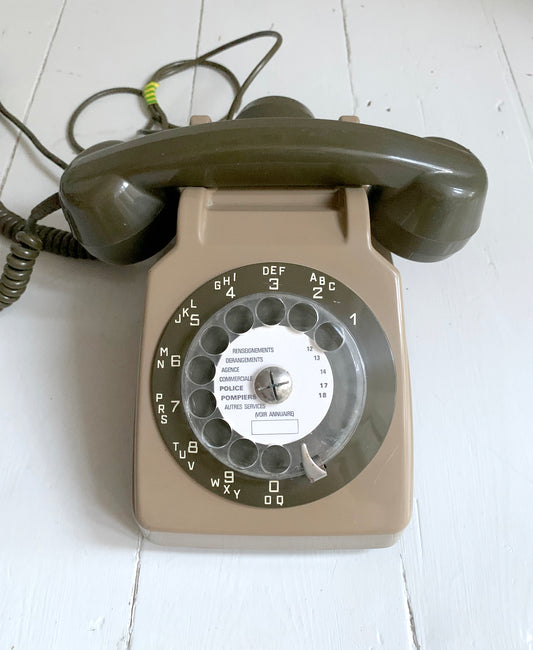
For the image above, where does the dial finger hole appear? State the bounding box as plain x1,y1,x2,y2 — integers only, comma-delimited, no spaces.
188,389,216,418
225,305,254,333
261,445,291,474
256,297,285,326
203,418,232,447
187,356,215,385
288,303,318,332
201,326,229,355
228,438,259,468
314,322,344,352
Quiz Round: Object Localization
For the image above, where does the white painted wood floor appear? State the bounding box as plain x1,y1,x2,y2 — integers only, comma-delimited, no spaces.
0,0,531,648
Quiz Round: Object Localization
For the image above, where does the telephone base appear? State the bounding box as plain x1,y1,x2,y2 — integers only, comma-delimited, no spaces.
134,187,412,548
140,527,404,551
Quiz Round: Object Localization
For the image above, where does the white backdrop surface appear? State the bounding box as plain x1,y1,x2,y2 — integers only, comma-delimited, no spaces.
0,1,531,648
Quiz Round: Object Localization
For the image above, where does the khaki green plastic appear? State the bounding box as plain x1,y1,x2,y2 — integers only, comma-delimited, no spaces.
235,95,315,119
133,186,413,549
58,100,487,265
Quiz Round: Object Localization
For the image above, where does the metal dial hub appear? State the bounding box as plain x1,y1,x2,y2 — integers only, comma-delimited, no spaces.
254,367,292,404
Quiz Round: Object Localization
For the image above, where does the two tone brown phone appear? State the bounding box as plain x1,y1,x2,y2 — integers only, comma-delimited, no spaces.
58,96,487,548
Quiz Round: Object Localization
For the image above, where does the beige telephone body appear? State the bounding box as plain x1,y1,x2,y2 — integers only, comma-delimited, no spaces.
134,172,412,549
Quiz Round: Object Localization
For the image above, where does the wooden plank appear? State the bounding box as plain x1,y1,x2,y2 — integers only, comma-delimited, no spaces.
187,1,354,121
0,0,65,187
342,1,533,648
0,1,202,649
129,2,411,649
482,0,533,155
131,547,410,649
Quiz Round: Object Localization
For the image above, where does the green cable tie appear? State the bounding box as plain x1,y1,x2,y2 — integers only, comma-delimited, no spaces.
143,81,160,106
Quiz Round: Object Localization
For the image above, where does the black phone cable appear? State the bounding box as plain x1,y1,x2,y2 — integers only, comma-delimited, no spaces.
0,193,79,312
0,200,93,259
0,30,283,311
0,100,68,170
66,30,282,152
0,100,95,310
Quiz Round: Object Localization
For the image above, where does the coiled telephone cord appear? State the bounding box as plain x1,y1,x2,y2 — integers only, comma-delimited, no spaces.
0,199,93,259
0,30,282,311
0,194,81,311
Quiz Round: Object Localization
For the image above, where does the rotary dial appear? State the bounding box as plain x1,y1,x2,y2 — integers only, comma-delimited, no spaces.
151,263,396,508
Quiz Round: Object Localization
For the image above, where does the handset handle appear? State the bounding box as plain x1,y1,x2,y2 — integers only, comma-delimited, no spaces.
60,118,487,263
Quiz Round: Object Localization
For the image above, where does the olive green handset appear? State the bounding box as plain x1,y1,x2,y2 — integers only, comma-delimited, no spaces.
59,96,487,265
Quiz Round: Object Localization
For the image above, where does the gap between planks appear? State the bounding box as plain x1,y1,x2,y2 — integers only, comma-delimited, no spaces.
0,0,68,197
124,4,204,646
187,0,206,123
478,0,533,168
124,534,145,650
400,552,422,650
338,6,423,647
340,0,357,115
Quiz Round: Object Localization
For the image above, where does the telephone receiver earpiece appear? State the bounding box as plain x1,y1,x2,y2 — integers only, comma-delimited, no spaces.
59,96,487,264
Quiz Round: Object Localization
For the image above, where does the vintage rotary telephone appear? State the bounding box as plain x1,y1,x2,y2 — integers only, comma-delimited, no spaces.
0,32,487,548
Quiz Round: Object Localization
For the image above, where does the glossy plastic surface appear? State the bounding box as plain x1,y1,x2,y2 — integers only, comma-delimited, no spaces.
59,104,487,264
